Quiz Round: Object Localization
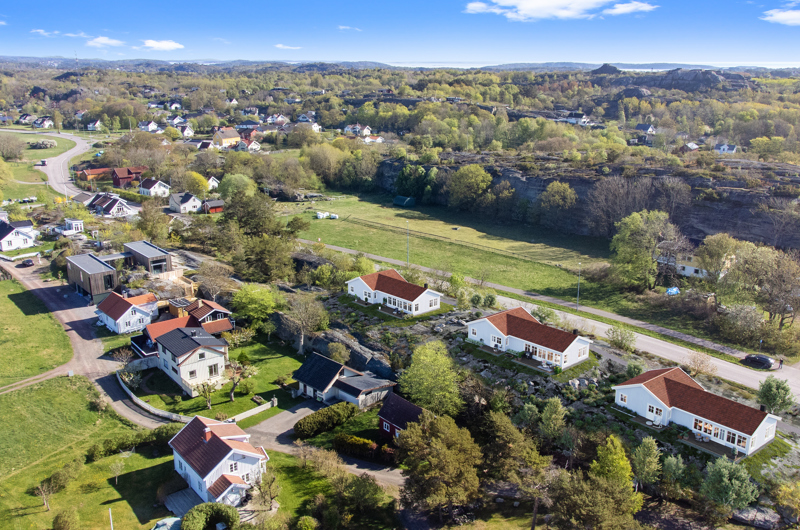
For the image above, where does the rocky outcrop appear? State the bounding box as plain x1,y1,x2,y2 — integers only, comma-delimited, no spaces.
607,69,755,92
591,63,621,75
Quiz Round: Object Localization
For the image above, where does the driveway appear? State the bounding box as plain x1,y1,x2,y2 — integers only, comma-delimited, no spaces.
245,400,405,488
0,260,166,428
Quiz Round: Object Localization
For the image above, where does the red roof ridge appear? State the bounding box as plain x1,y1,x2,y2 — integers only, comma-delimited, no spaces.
479,307,580,353
145,315,199,340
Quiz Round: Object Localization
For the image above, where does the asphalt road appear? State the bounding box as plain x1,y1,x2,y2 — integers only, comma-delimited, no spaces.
298,239,800,399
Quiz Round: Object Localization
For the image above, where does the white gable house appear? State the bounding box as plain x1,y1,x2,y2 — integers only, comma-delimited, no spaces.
155,327,229,396
614,368,780,456
139,178,171,197
466,307,592,370
170,192,202,213
0,220,38,252
170,417,268,507
96,292,159,334
292,353,395,408
345,269,442,316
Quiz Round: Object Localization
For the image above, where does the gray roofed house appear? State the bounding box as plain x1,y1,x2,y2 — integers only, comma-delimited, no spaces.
378,393,425,438
156,327,227,358
65,253,120,304
293,353,395,408
635,124,656,134
154,327,229,396
124,240,173,274
71,192,96,206
170,192,202,213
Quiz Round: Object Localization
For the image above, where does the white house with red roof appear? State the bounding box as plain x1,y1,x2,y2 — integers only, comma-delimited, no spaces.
96,292,159,334
613,367,779,456
466,307,592,369
345,269,442,316
169,416,269,507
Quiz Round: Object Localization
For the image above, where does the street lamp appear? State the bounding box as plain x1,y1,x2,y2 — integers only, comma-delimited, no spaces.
577,262,581,311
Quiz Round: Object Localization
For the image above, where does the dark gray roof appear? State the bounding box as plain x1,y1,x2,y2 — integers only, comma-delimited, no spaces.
333,376,395,397
155,327,226,358
66,253,117,274
378,393,424,430
293,353,352,391
0,220,15,241
72,192,95,204
171,192,197,205
203,199,225,208
9,220,33,229
124,240,169,259
635,124,654,131
140,178,168,190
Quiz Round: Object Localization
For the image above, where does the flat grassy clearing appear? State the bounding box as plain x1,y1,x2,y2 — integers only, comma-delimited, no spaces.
297,194,609,268
0,179,64,202
8,161,47,183
0,376,171,530
133,338,305,419
741,436,793,481
268,451,399,528
0,279,72,388
0,132,76,160
306,408,383,450
95,324,137,353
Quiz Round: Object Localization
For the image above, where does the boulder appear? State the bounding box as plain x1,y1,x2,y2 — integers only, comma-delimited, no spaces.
731,506,781,529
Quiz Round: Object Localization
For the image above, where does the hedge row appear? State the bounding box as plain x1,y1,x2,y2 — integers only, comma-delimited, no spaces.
181,502,239,530
332,433,377,459
87,423,183,461
294,402,358,439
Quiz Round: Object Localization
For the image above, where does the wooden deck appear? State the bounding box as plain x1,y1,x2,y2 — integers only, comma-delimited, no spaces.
477,345,554,374
165,488,204,517
680,435,743,461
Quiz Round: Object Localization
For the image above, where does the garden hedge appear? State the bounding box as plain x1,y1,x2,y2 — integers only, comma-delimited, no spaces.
181,502,239,530
332,433,377,459
294,402,358,439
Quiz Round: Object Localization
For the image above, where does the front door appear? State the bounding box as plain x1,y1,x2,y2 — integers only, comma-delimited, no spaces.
646,404,656,421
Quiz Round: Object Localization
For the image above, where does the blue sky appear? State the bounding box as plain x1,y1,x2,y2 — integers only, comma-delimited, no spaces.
2,0,800,67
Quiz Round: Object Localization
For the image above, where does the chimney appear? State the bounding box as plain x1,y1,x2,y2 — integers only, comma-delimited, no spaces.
573,329,579,335
197,300,203,308
424,283,428,289
760,405,767,412
190,330,197,337
203,428,212,442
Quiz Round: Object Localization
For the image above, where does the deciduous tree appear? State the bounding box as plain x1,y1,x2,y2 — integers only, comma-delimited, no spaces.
447,164,492,211
224,360,258,402
230,283,280,331
287,295,327,355
685,350,718,378
539,397,567,442
757,376,795,414
398,341,463,416
700,457,758,513
631,436,661,492
197,261,236,302
611,210,681,291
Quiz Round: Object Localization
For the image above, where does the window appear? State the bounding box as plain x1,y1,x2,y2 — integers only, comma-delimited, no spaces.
209,364,219,377
198,352,206,360
349,286,354,293
415,304,419,312
703,422,713,435
547,351,554,361
172,367,178,374
766,425,775,439
491,336,502,345
649,405,656,415
189,370,197,379
713,427,721,439
737,435,747,449
524,344,533,352
619,394,627,403
364,291,370,299
125,321,130,327
230,462,238,472
727,431,737,444
383,421,390,431
178,461,183,471
655,407,663,416
471,328,477,336
244,473,250,483
564,355,568,364
429,298,437,308
171,353,177,363
554,354,561,364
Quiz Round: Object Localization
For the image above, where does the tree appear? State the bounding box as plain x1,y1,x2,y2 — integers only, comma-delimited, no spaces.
551,472,642,529
607,326,636,353
538,181,577,229
163,126,181,141
775,481,800,520
197,261,236,302
194,382,215,409
631,436,661,492
52,507,80,530
236,235,295,283
135,200,170,244
696,233,740,284
112,347,134,367
484,411,545,478
345,472,384,513
110,459,125,485
255,464,281,511
625,360,645,380
288,295,327,355
700,457,758,511
587,176,653,237
0,135,25,160
398,341,463,416
218,173,257,200
660,454,688,501
611,210,681,291
230,283,279,330
447,164,492,211
756,252,800,329
224,360,258,402
539,397,567,442
223,193,280,237
328,343,350,364
398,412,482,522
685,350,718,378
590,434,633,484
35,480,54,511
757,376,795,414
517,463,560,530
183,171,210,197
757,197,800,247
656,176,692,222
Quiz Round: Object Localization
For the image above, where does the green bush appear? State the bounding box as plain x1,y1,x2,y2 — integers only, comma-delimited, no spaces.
53,507,80,530
181,502,240,530
483,293,496,307
295,515,319,530
50,458,84,492
470,294,482,307
333,433,378,458
88,423,183,461
294,402,359,439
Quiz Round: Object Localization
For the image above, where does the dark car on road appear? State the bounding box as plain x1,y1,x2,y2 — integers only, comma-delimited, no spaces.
20,259,35,267
744,354,774,369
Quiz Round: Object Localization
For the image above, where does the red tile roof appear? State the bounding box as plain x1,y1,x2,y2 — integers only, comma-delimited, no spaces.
97,292,155,321
187,299,231,320
145,316,199,340
169,417,266,479
483,307,579,353
358,269,428,302
208,474,247,499
617,368,768,435
202,318,234,334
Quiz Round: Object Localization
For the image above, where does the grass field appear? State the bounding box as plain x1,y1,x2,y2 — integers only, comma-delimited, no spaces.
0,179,64,202
0,376,172,530
134,338,304,419
8,161,47,183
0,132,76,161
0,279,72,388
305,408,383,450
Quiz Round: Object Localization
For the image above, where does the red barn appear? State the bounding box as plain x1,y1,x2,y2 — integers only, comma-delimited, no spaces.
112,166,148,188
378,393,424,439
202,199,225,214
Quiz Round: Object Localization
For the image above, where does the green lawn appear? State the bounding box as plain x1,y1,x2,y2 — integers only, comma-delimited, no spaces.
0,279,72,388
0,179,64,202
133,338,305,419
0,132,76,160
0,241,54,258
8,161,47,183
741,436,793,481
340,294,454,327
269,451,399,528
95,324,138,353
0,376,173,530
305,408,383,450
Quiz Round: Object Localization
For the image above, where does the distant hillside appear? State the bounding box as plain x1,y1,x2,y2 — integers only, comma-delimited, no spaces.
480,62,719,71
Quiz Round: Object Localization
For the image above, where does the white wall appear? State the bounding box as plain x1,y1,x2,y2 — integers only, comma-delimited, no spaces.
1,230,35,251
158,345,227,395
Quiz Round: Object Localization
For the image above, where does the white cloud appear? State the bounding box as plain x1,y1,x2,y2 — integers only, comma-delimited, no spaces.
464,0,657,20
87,36,125,47
31,29,57,37
602,1,658,15
274,43,301,49
65,31,92,38
213,37,231,44
338,25,362,31
762,8,800,25
0,21,7,26
141,39,184,51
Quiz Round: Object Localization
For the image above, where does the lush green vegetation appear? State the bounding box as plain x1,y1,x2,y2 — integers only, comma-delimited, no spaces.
0,178,63,201
741,436,793,482
304,408,383,450
0,132,76,160
133,338,304,419
0,279,72,388
8,161,47,183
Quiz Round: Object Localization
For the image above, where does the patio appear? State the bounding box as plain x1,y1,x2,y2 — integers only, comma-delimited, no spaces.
377,305,405,319
680,435,743,461
629,414,667,433
477,344,554,374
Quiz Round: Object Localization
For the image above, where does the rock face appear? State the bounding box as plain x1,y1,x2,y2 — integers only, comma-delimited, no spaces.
608,69,755,92
731,506,781,529
591,63,621,75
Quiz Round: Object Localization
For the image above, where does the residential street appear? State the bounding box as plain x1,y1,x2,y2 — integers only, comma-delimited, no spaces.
298,239,800,399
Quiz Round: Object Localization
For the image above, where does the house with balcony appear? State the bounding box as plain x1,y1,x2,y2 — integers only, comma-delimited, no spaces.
155,327,229,396
293,353,395,409
169,416,268,507
466,307,592,370
345,269,442,316
613,367,779,456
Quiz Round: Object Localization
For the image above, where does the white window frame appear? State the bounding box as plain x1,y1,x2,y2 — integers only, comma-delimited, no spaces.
189,370,197,379
471,328,477,336
383,421,390,431
491,335,502,345
230,462,238,472
198,352,206,360
619,393,627,404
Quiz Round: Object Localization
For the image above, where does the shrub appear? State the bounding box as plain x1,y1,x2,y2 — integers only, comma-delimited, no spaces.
606,326,636,353
483,294,496,308
181,502,240,530
296,515,319,530
333,433,378,459
52,507,80,530
215,412,229,421
238,351,252,366
50,458,84,492
470,294,483,307
294,402,359,439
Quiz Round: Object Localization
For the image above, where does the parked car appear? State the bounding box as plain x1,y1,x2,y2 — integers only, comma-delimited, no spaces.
744,354,774,369
21,259,35,267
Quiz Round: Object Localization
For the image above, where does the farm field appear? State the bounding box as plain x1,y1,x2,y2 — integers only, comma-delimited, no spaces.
0,279,72,388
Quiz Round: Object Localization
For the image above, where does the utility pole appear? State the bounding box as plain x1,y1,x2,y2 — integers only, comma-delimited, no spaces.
109,508,114,530
577,262,581,311
406,221,409,267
